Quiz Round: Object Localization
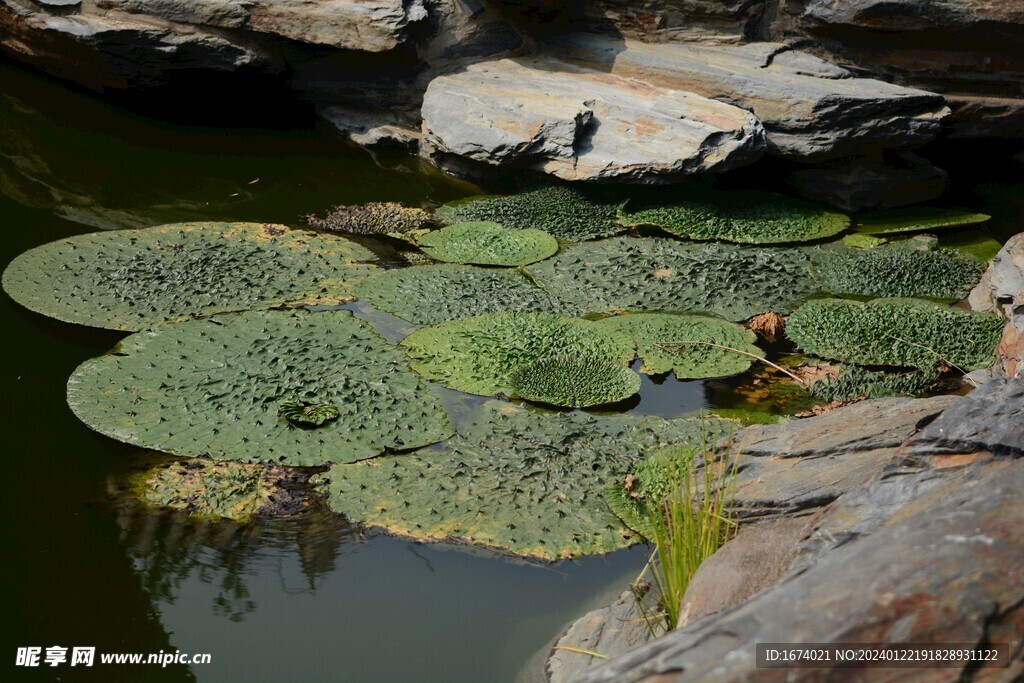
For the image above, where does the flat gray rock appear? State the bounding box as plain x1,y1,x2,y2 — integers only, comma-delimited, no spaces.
421,57,765,182
576,458,1024,683
906,378,1024,456
552,34,950,160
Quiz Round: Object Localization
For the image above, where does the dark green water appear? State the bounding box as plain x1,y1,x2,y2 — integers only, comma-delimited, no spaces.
3,59,1021,683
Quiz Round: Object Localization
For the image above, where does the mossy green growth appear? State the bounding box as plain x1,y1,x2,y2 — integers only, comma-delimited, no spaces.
401,312,635,396
353,263,577,326
854,207,990,235
621,190,849,244
2,222,378,331
68,310,453,466
434,187,623,242
605,446,701,540
510,355,641,407
314,402,732,559
596,313,759,377
416,221,558,266
526,237,816,322
787,298,1004,370
808,365,942,403
842,234,887,249
940,231,1004,262
810,244,984,300
139,459,280,522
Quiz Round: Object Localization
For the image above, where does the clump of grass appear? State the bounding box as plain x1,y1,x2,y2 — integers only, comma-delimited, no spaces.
623,438,739,631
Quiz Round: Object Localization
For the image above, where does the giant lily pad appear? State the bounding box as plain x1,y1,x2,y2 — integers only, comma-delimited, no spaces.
510,355,641,407
416,222,558,266
526,237,816,322
786,298,1004,370
353,264,577,326
314,402,732,559
2,222,378,331
306,201,435,241
434,187,623,242
400,312,635,396
68,310,453,465
139,459,287,522
807,364,942,403
621,190,849,244
810,244,984,300
854,207,990,235
596,313,760,377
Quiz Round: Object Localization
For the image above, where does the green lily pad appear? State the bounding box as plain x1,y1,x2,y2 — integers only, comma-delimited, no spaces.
854,207,990,235
810,244,984,300
595,313,759,377
400,313,635,396
842,234,887,249
526,237,817,322
306,201,435,241
416,221,558,266
939,231,1004,262
314,402,732,559
278,401,341,427
621,190,849,244
2,222,378,331
808,364,942,403
353,263,577,326
434,187,624,242
138,459,283,522
786,298,1004,370
68,310,453,465
510,355,641,407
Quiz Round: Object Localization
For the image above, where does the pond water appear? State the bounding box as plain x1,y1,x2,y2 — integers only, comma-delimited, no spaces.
2,59,1020,683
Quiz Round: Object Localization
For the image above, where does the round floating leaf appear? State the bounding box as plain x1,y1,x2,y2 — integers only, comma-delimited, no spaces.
939,231,1004,262
621,190,849,244
434,187,624,242
596,313,759,377
279,401,341,427
401,312,635,396
314,402,732,559
306,201,435,241
854,207,991,235
526,237,816,322
810,244,984,300
786,298,1004,370
510,355,641,407
842,234,887,249
808,364,942,403
416,221,558,266
139,459,281,522
68,310,454,465
353,263,578,326
2,222,378,331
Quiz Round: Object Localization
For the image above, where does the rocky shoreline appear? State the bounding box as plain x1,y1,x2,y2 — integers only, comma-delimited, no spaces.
2,1,1021,209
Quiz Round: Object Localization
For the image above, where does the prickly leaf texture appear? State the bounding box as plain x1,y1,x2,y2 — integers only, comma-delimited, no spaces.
306,202,435,239
140,459,278,522
278,401,341,427
527,237,816,322
808,365,942,403
787,298,1004,370
596,313,759,377
354,263,577,325
416,221,558,266
434,187,623,242
811,244,984,300
68,310,453,465
605,446,702,540
622,190,849,244
510,355,641,407
314,402,732,559
400,312,635,396
2,222,377,331
854,207,990,235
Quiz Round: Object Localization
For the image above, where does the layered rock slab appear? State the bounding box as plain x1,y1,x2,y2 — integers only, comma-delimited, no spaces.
421,57,765,182
551,34,951,160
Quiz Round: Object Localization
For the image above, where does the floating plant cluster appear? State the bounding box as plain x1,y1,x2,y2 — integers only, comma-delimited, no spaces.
1,188,1004,558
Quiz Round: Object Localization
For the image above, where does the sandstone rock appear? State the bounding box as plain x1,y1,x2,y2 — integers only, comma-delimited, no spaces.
552,34,951,161
677,517,811,627
546,591,657,683
906,378,1024,457
420,57,766,181
969,233,1024,378
576,457,1024,683
783,151,948,212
